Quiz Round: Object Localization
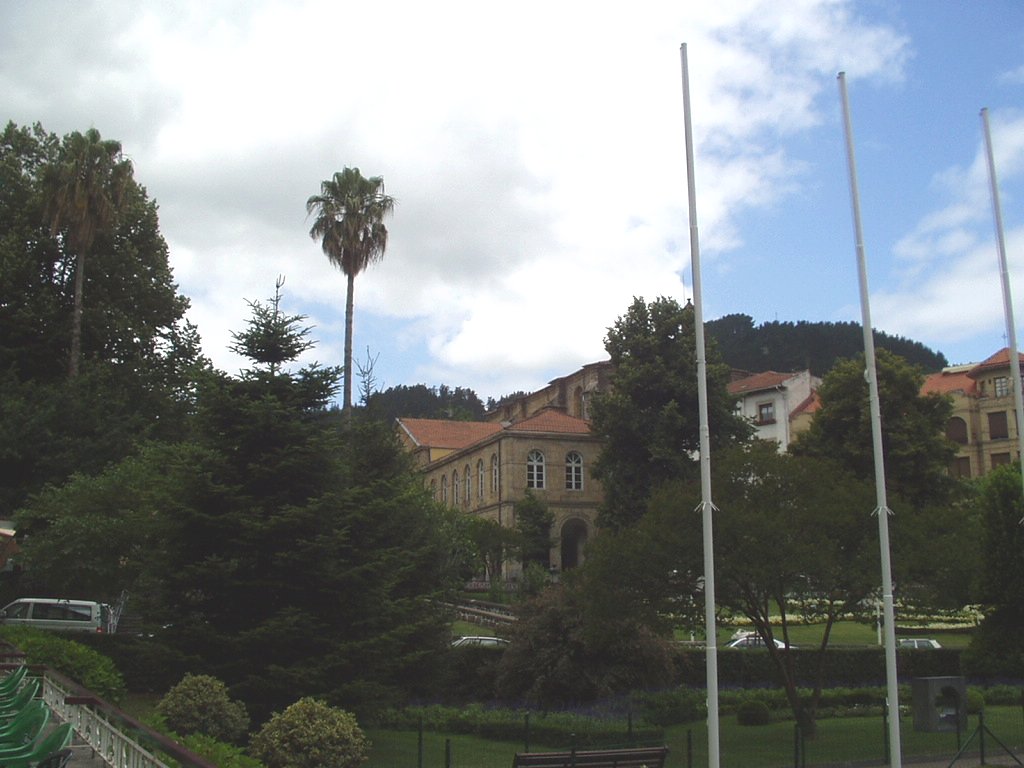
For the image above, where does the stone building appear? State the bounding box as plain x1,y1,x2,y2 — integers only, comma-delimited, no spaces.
485,361,613,423
922,348,1024,479
396,407,604,578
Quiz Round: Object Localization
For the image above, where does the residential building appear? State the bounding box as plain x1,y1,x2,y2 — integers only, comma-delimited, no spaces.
396,407,604,578
727,369,820,450
922,348,1024,479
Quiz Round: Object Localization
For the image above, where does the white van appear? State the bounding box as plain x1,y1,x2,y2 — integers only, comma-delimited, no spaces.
0,598,112,633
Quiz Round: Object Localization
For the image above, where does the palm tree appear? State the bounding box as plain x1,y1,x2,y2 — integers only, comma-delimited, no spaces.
43,128,133,378
306,167,395,410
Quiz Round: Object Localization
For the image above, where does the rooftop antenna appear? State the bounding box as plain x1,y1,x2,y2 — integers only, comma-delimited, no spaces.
680,42,721,768
837,71,902,768
980,107,1024,516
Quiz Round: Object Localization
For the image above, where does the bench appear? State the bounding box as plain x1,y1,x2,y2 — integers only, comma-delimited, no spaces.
512,745,669,768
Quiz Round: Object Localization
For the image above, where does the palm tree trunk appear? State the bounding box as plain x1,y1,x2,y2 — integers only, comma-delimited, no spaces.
68,250,85,378
343,270,355,410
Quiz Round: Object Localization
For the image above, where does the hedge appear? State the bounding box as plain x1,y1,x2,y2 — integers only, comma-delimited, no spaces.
676,647,965,688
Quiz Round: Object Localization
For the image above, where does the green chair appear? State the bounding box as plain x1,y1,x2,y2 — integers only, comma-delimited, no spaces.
0,723,73,768
0,670,27,698
0,705,47,749
0,683,37,718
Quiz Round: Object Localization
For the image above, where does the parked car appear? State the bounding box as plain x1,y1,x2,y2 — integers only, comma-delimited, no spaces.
450,636,509,649
725,633,792,649
898,637,941,649
0,598,113,633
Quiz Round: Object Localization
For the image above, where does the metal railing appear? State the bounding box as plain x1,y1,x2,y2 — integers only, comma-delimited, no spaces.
21,663,218,768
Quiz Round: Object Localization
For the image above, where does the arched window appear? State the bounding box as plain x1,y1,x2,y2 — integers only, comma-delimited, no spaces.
441,475,448,504
491,454,499,494
452,470,460,503
945,416,968,445
565,451,583,491
477,459,485,500
464,465,471,504
527,450,545,489
430,479,437,501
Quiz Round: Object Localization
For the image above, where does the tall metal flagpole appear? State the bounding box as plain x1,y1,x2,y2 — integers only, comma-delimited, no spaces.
837,72,902,768
680,43,720,768
980,108,1024,505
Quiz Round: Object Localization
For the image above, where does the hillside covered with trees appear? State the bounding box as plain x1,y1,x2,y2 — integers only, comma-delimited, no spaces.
706,313,948,376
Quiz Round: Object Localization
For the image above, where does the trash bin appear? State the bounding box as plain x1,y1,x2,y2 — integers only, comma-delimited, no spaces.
912,676,967,732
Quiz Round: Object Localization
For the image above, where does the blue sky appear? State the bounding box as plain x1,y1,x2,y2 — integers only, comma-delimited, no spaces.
2,1,1023,403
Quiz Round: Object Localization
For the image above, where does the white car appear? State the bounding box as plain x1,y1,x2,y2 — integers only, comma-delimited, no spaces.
450,636,509,649
898,638,941,649
726,634,791,650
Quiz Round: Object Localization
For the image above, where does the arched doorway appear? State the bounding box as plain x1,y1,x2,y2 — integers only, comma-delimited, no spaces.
560,518,589,570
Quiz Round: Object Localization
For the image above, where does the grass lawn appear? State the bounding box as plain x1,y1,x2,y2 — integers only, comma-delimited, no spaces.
699,620,973,649
451,620,498,640
365,706,1024,768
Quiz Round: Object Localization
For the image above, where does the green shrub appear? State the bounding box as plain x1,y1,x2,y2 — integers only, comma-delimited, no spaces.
73,634,199,693
975,684,1021,706
156,674,249,743
966,688,985,714
178,733,263,768
250,698,369,768
0,626,125,702
736,700,772,726
633,689,706,726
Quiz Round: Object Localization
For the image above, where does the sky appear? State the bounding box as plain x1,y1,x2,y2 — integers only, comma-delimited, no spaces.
2,1,1023,404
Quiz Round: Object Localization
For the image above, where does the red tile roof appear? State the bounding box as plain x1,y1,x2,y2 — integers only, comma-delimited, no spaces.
790,390,821,417
508,408,592,435
921,368,977,397
397,408,591,452
397,418,502,450
967,347,1024,379
727,371,796,396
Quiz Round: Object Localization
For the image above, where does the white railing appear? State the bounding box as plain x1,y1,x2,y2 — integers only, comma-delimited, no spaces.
32,666,217,768
42,673,168,768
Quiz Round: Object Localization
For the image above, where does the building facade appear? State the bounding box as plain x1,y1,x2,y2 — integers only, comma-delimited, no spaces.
922,348,1024,479
397,408,604,577
727,369,820,450
485,361,613,424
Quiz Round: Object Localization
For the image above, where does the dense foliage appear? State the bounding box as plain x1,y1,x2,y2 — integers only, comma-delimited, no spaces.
14,279,459,719
706,313,948,376
0,121,205,518
513,492,554,569
0,626,126,702
792,349,957,510
964,464,1024,678
365,383,486,421
590,296,751,529
495,580,676,708
631,444,879,731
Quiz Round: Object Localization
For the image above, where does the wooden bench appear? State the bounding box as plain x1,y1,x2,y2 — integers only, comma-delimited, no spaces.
512,745,669,768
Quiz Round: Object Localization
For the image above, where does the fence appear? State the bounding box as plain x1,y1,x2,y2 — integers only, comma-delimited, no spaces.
0,656,218,768
362,704,1024,768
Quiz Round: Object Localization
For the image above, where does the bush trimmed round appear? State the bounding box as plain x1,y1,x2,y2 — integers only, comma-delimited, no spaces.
250,698,369,768
156,673,249,743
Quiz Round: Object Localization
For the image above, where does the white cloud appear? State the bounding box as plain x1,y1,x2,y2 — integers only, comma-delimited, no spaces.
874,113,1024,357
1,0,914,398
